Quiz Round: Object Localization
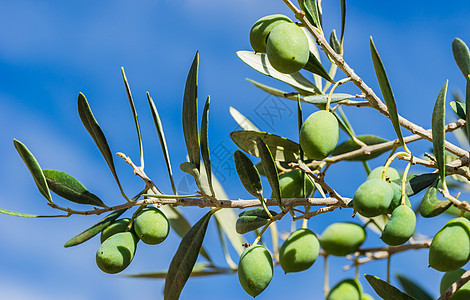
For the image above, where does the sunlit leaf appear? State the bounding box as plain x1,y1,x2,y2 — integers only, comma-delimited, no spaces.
0,208,63,218
126,263,235,278
452,38,470,78
229,106,260,131
331,135,390,161
365,274,416,300
298,0,321,29
396,274,434,300
432,81,448,180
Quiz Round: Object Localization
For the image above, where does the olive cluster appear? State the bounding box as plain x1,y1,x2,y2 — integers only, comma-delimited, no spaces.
96,207,169,274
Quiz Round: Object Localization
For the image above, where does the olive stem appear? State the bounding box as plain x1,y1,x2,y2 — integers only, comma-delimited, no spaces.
382,151,410,181
400,159,413,205
439,269,470,300
323,254,330,297
252,212,286,246
325,77,351,111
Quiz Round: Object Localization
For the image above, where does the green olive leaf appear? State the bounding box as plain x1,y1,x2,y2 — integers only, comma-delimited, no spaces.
432,81,448,180
452,38,470,78
392,173,439,197
450,100,466,120
147,92,177,194
236,208,278,234
13,139,52,203
370,37,406,149
340,0,346,45
329,30,341,55
303,52,334,83
237,51,320,94
298,0,322,29
365,274,417,300
229,106,260,131
331,135,390,161
234,150,263,199
256,138,282,208
182,51,200,171
164,209,215,300
466,76,470,145
0,207,63,218
125,263,235,278
77,93,127,200
200,96,214,196
395,274,434,300
419,179,452,218
121,67,144,167
230,130,300,162
43,170,106,207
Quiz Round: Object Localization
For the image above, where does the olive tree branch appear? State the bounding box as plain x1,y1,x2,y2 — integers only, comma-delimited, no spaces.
439,269,470,300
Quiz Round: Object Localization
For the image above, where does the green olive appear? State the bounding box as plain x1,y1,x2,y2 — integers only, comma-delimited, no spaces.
266,23,309,74
327,279,362,300
353,179,394,217
238,245,273,297
367,166,400,181
133,207,169,245
250,14,292,53
299,110,339,160
429,217,470,272
100,218,133,243
319,222,366,256
440,268,470,299
279,228,319,273
387,182,411,214
381,205,416,246
275,169,314,198
96,231,138,274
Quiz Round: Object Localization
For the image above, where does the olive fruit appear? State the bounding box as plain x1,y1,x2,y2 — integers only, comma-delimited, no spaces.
429,217,470,272
266,23,309,74
299,110,339,160
440,268,470,299
361,294,374,300
387,182,411,214
96,231,138,274
133,207,169,245
275,169,314,198
100,218,133,243
319,222,366,256
279,228,319,273
353,179,394,217
249,14,292,53
327,279,362,300
367,166,400,181
238,245,273,297
381,205,416,246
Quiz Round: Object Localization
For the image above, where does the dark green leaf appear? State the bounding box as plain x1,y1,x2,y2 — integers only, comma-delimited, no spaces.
256,138,282,207
236,208,278,234
64,209,126,247
147,93,177,194
392,173,439,197
0,207,63,218
329,30,341,55
331,135,390,161
365,274,416,300
230,130,300,162
450,100,466,119
77,93,127,199
234,150,263,198
340,0,346,44
126,263,235,278
121,67,144,167
237,51,320,94
303,52,334,83
200,96,214,196
43,170,106,207
229,106,260,131
432,81,448,180
452,38,470,78
164,210,214,300
182,51,200,171
13,139,52,203
370,37,406,148
395,274,434,300
298,0,322,29
419,179,452,218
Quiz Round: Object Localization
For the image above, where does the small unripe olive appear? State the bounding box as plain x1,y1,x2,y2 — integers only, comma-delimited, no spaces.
266,23,309,74
440,268,470,300
299,110,339,160
429,217,470,272
381,205,416,246
133,207,169,245
279,228,319,273
367,166,400,181
100,218,133,243
275,169,314,199
327,279,362,300
353,179,394,217
319,222,366,256
249,14,292,53
96,231,138,274
238,245,273,297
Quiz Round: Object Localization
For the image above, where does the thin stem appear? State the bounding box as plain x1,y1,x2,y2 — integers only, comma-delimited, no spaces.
324,254,330,297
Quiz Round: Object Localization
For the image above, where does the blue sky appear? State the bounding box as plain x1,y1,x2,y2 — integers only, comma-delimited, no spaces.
1,0,470,299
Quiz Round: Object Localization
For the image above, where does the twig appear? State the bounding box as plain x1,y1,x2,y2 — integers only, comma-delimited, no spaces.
439,270,470,300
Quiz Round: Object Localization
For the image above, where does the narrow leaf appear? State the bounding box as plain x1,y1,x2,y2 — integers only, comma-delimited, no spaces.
237,51,321,94
329,30,341,55
370,37,406,148
432,81,448,180
182,51,200,171
256,138,282,207
452,38,470,78
396,274,434,300
419,179,452,218
466,77,470,144
298,0,321,29
234,150,263,198
43,170,106,207
236,208,277,234
340,0,346,44
214,220,237,269
164,210,214,300
121,67,144,167
77,93,127,199
392,173,439,197
330,135,390,161
147,93,177,194
365,274,416,300
200,96,214,196
13,139,52,203
230,130,300,162
303,52,335,83
229,106,260,131
126,263,234,278
0,208,63,218
450,100,466,119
